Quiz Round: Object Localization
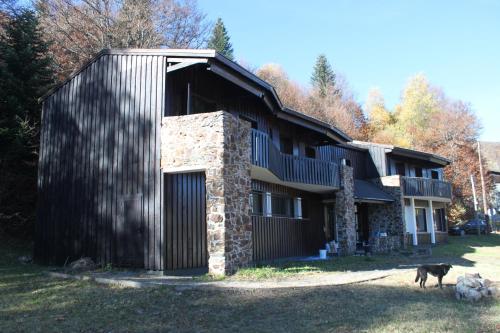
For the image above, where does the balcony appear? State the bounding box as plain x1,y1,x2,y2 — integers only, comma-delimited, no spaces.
251,129,340,188
401,176,452,199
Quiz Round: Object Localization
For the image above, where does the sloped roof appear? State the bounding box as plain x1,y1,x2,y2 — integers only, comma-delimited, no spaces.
354,180,394,203
41,48,351,143
350,141,450,166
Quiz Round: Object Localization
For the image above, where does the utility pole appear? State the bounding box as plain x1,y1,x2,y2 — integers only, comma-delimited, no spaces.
470,175,480,235
477,142,489,230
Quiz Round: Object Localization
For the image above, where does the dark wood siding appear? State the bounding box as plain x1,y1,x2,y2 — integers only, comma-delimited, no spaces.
35,54,166,270
251,180,325,262
317,145,374,179
164,172,207,271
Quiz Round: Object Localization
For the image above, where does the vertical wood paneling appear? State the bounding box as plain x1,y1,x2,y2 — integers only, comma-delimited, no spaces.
317,145,369,179
35,53,165,270
165,172,207,271
251,180,325,262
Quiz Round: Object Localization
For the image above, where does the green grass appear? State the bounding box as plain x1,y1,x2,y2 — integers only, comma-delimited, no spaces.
234,234,500,280
0,235,499,332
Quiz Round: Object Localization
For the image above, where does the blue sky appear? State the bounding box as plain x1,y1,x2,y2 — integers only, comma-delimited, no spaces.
198,0,500,141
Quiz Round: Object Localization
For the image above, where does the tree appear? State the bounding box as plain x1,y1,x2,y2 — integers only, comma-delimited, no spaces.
256,63,307,111
311,54,337,98
306,80,368,140
392,73,443,147
0,7,55,237
364,88,396,143
36,0,211,78
114,0,162,48
366,73,487,223
207,17,233,60
256,62,368,140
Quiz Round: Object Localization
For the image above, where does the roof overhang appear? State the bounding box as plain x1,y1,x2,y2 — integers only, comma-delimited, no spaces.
390,147,451,167
354,179,394,204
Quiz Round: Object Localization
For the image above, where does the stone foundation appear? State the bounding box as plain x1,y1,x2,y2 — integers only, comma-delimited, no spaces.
161,111,252,275
335,165,356,255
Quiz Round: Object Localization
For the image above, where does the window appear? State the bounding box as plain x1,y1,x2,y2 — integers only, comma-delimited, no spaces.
434,208,447,232
301,198,309,219
415,167,423,178
344,159,352,166
271,194,293,217
415,208,427,232
395,162,405,176
293,197,302,218
305,146,316,159
431,170,439,180
280,137,293,155
250,191,264,215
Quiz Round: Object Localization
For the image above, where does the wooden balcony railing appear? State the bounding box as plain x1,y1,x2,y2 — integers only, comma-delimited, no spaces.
401,176,452,199
251,129,340,188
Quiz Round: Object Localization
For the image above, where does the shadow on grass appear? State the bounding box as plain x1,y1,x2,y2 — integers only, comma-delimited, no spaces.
0,237,499,332
1,262,498,332
238,234,500,278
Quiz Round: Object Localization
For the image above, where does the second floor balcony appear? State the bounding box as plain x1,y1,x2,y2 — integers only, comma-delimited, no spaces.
401,176,452,199
251,129,340,188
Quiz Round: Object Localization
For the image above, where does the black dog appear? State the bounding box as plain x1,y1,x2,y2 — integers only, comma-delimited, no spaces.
415,264,452,289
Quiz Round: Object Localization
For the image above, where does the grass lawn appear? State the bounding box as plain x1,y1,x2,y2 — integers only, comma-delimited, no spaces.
231,234,500,281
0,235,499,333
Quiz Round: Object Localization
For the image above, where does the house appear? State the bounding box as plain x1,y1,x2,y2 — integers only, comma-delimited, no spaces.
350,141,452,246
480,141,500,217
35,49,452,275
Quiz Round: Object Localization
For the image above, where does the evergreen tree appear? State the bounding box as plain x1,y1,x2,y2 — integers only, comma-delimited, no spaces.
207,18,234,60
0,8,54,148
0,8,55,237
311,54,336,98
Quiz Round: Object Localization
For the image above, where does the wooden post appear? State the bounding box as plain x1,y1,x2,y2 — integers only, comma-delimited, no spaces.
410,198,418,246
470,175,480,235
429,200,436,244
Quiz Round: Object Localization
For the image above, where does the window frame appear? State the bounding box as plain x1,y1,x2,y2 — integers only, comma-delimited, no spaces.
415,207,427,232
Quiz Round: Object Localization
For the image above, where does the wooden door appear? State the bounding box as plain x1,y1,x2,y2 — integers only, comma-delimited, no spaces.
164,172,207,271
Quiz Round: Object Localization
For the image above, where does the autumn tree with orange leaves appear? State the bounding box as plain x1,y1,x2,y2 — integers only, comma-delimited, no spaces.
366,74,490,222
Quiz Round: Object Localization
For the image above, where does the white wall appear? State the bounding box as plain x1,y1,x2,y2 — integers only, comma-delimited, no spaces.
405,205,415,235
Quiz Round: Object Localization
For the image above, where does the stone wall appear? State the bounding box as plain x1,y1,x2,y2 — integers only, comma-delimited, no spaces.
161,111,252,275
335,165,356,255
367,177,405,253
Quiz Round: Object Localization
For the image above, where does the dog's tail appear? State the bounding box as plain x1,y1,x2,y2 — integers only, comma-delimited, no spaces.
415,271,420,283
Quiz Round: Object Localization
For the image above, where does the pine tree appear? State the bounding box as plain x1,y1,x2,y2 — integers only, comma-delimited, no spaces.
207,18,234,60
0,8,55,237
311,54,336,98
0,9,55,147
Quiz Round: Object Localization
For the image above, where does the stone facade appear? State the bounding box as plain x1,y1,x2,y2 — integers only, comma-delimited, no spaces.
335,165,356,255
367,177,405,253
161,111,252,275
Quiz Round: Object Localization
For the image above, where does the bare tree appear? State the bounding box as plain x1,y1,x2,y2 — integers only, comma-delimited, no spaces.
37,0,210,77
155,0,210,49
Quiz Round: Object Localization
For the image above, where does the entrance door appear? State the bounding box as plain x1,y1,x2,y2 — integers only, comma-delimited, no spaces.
324,203,336,242
355,203,369,248
164,172,207,271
